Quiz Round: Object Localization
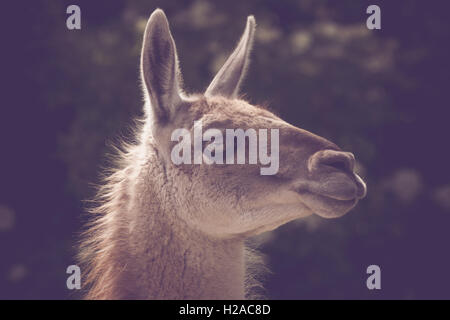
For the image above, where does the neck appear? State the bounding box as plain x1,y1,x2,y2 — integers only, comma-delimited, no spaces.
128,211,246,299
84,142,247,299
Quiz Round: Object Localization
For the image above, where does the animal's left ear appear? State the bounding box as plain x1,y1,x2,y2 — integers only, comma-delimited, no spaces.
205,16,256,99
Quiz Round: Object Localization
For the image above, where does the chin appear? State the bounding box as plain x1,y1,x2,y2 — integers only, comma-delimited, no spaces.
314,206,354,219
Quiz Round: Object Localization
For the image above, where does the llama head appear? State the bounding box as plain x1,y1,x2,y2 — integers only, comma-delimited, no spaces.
139,9,366,238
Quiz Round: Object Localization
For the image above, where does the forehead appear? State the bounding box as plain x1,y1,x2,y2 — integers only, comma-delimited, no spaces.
188,96,282,129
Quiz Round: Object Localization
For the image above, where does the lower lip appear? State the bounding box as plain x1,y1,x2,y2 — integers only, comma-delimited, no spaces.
315,193,357,207
296,188,358,202
296,190,358,211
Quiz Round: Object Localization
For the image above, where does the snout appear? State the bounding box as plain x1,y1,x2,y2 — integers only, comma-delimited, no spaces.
291,149,367,219
308,150,367,200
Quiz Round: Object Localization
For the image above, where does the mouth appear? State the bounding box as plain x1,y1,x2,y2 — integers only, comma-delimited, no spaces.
293,173,366,218
296,190,359,218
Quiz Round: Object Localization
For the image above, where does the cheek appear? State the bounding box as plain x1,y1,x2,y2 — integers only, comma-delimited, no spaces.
173,164,277,233
184,175,247,230
196,165,284,212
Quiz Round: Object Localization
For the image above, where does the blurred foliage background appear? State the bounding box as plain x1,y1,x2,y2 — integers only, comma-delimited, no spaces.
1,0,449,299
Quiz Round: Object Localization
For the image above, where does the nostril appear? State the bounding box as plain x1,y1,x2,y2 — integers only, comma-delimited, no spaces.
309,150,355,174
325,160,351,173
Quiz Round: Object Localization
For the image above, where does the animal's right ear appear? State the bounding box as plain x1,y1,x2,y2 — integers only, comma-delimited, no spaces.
140,9,183,123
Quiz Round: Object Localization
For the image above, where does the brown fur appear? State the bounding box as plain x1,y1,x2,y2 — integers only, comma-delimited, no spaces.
78,10,366,300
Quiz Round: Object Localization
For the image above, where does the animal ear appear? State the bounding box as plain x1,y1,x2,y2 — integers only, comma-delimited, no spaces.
205,16,256,99
141,9,183,122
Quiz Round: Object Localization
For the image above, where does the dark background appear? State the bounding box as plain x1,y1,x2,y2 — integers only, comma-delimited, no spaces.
1,0,449,299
